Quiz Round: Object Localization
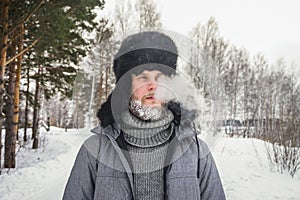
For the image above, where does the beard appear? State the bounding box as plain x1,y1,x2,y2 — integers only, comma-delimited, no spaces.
128,99,165,121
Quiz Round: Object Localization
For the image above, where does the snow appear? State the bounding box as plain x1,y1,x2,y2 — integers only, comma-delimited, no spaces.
0,127,299,200
212,137,300,200
0,127,87,200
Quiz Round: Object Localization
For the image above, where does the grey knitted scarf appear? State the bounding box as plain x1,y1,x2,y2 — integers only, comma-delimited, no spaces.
121,108,174,147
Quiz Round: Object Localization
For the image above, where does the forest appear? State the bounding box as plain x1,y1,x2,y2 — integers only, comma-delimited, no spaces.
0,0,299,178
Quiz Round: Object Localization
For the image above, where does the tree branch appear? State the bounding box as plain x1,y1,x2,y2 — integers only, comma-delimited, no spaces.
0,0,45,42
5,39,40,66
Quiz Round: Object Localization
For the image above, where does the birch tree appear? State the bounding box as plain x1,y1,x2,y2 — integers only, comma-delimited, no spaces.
135,0,162,30
114,0,135,34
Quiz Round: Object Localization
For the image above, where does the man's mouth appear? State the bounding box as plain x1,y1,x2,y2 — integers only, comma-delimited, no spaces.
142,94,156,101
145,96,155,100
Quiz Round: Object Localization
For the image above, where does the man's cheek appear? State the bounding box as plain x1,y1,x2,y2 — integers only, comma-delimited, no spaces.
131,91,142,101
136,89,146,99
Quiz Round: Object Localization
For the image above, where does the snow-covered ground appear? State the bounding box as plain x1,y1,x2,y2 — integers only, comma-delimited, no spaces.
0,127,299,200
0,127,86,200
212,137,300,200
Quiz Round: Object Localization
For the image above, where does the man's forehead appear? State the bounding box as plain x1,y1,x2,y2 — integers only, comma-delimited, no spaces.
129,64,175,78
135,70,164,76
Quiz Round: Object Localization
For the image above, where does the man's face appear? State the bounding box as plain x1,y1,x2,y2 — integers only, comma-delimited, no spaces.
131,70,165,108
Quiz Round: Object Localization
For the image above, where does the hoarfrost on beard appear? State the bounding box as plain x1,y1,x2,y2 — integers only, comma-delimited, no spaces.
129,99,164,121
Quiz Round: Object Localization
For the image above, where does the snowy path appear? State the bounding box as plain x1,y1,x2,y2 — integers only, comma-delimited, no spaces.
0,128,85,200
33,134,81,200
0,127,300,200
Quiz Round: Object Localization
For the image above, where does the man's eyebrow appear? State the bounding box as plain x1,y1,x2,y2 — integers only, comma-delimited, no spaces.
137,73,148,76
136,72,163,77
156,72,164,77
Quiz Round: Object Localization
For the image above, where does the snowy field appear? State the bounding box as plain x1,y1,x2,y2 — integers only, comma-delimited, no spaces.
0,127,300,200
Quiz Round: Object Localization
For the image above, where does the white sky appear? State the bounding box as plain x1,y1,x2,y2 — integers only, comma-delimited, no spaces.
102,0,300,72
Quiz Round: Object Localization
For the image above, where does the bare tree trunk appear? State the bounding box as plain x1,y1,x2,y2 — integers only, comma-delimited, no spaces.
24,66,30,142
233,64,240,120
0,118,1,171
105,66,109,99
32,65,41,149
97,71,104,109
47,115,50,131
4,35,17,168
0,0,9,111
0,0,10,171
13,24,24,142
87,74,96,127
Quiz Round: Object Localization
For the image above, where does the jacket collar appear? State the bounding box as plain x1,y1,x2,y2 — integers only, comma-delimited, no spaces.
91,123,120,139
91,121,196,141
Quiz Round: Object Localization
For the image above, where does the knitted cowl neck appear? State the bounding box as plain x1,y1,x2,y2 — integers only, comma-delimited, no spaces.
121,108,174,148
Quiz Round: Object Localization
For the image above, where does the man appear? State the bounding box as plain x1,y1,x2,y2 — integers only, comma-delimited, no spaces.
63,31,226,200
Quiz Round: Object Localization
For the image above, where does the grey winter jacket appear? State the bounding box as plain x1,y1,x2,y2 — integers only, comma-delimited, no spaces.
63,123,226,200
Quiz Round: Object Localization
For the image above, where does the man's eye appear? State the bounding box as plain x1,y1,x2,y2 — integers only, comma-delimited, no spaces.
156,74,165,81
138,76,148,81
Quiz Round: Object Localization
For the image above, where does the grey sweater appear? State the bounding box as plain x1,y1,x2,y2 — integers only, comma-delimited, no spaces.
126,142,168,200
122,110,174,200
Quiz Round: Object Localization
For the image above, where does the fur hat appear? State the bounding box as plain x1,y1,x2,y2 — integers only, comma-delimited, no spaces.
113,31,178,81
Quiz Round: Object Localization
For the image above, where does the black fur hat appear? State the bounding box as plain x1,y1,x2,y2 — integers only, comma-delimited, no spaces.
113,31,178,81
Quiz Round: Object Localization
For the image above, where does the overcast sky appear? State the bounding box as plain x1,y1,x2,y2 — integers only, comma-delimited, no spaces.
158,0,300,69
102,0,300,73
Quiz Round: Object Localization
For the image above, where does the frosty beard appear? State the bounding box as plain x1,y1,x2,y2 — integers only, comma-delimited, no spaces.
128,99,165,121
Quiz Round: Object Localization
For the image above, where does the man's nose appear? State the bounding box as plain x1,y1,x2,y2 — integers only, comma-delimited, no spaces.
147,80,158,91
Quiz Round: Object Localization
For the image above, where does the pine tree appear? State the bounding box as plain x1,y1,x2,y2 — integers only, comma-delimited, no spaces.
25,0,105,149
0,0,105,168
